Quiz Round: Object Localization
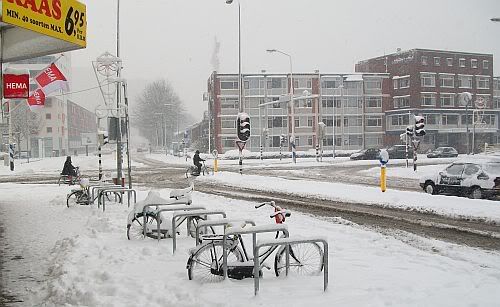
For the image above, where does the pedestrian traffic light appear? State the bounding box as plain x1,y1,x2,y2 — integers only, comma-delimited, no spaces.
280,134,286,145
414,115,426,136
406,125,414,137
98,131,109,146
236,113,250,142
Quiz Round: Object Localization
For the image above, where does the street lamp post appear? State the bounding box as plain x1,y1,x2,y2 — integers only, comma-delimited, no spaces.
267,48,295,162
226,0,243,112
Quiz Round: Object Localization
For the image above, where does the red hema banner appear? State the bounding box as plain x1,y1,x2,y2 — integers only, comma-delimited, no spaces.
3,68,29,99
35,63,68,95
27,88,46,109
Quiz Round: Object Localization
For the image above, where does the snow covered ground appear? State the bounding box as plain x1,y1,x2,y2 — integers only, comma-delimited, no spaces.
198,172,500,223
358,164,448,180
1,183,500,306
0,154,146,178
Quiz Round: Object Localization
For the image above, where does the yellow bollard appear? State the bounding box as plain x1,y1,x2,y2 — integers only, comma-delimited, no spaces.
380,165,387,192
214,159,218,173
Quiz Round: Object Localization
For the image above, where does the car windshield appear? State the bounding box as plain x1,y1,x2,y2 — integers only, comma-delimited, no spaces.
483,163,500,175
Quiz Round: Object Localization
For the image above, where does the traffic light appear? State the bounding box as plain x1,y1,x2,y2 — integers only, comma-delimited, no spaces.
406,125,414,137
280,134,286,145
236,113,250,142
98,131,109,146
414,115,426,136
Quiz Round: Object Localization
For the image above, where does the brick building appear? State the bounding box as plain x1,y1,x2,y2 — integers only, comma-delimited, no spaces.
356,48,499,153
207,71,390,153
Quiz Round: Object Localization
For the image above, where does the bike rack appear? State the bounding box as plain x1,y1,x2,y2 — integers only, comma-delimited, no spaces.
90,184,121,204
141,200,194,238
146,205,206,242
195,218,256,246
171,210,227,254
99,187,137,211
222,224,289,281
254,237,329,296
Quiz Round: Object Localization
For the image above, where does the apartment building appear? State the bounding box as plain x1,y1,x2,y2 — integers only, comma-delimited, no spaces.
356,48,499,153
207,71,390,153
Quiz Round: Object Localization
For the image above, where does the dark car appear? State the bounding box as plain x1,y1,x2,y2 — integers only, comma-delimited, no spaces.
386,145,413,159
427,147,458,158
349,148,381,160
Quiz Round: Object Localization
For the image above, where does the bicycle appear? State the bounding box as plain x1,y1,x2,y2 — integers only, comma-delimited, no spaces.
126,188,215,240
58,166,81,185
186,201,324,282
66,177,122,207
185,161,212,178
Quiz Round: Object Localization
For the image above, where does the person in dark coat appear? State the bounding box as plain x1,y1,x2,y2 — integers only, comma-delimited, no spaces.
192,150,205,174
61,156,77,179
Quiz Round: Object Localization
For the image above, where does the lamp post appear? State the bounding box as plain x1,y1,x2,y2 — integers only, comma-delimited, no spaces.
267,48,295,162
226,0,243,112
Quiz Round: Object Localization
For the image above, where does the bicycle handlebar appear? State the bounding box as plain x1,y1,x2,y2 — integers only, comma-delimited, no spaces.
255,201,276,209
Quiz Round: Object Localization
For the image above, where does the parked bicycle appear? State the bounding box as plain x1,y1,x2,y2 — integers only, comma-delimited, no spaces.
66,177,122,207
185,161,212,178
186,201,324,282
126,188,215,240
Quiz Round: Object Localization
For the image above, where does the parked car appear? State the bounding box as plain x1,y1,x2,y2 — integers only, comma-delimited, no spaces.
349,148,381,160
427,147,458,158
419,157,500,199
386,145,413,159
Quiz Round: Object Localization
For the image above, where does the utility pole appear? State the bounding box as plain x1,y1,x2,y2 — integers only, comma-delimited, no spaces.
115,0,123,186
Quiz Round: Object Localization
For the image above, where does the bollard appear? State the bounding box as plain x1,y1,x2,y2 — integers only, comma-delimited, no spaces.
380,165,387,192
315,144,319,162
260,145,263,160
214,159,218,173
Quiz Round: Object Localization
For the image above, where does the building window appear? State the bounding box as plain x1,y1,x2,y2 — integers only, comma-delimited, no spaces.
307,136,313,146
421,93,436,106
442,114,459,126
344,116,362,127
400,77,410,88
393,79,398,89
45,101,52,107
459,58,466,67
307,117,313,127
458,75,473,88
268,116,287,128
421,56,428,65
46,127,52,133
321,97,334,108
220,98,238,109
483,60,490,69
322,80,338,89
439,74,454,88
471,59,478,68
294,118,299,128
477,77,490,89
321,116,333,127
365,79,382,90
267,78,283,89
434,57,440,66
389,114,409,126
220,81,238,90
440,94,455,107
221,119,235,129
494,98,500,109
393,96,410,108
447,58,453,66
45,113,51,119
421,73,435,87
296,99,312,108
366,116,382,127
366,96,382,108
423,114,439,125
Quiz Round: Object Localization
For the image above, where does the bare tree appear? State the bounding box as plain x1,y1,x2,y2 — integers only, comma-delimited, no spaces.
133,79,188,148
11,102,42,157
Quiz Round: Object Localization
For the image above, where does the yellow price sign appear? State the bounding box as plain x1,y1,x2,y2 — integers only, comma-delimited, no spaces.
2,0,87,47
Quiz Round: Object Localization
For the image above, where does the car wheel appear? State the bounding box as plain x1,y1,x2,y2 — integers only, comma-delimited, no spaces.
424,182,437,195
469,186,483,199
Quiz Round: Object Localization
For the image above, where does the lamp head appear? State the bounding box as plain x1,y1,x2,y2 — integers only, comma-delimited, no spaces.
226,0,233,4
491,18,500,22
266,49,277,53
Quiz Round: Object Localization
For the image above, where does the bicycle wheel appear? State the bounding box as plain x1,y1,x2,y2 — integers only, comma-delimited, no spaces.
187,241,244,282
127,213,159,240
274,242,323,277
186,166,194,178
66,190,84,208
188,216,215,240
202,166,213,176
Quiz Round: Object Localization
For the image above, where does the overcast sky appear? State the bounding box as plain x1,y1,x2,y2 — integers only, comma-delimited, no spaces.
71,0,500,122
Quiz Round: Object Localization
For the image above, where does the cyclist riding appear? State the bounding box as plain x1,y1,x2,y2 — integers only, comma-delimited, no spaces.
61,156,77,184
193,150,205,175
